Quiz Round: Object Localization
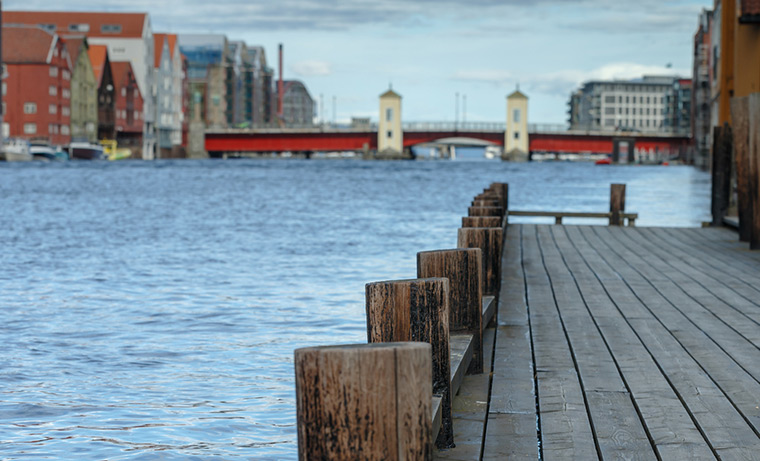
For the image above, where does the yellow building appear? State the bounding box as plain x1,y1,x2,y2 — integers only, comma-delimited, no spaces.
505,89,529,161
378,89,403,157
734,0,760,99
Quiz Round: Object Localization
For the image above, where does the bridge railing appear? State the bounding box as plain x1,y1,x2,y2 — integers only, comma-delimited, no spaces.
401,121,507,132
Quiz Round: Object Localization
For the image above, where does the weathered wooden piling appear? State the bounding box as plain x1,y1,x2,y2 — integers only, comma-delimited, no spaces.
750,94,760,250
609,184,626,226
417,249,484,374
462,216,501,228
457,228,503,296
365,278,454,448
491,182,509,215
711,124,733,226
468,206,503,218
295,342,433,460
472,199,500,208
733,97,752,242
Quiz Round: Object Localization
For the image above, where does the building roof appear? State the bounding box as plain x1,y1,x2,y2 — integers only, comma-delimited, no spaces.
61,35,86,67
111,60,140,96
88,45,108,86
3,11,149,39
508,89,528,99
380,88,401,99
1,25,58,64
154,34,167,68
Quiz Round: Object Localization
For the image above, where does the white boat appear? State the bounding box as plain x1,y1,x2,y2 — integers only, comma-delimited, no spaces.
484,146,501,160
1,138,33,162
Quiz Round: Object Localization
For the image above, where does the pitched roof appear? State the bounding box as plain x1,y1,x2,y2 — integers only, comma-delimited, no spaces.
166,34,178,60
380,89,401,99
61,35,86,67
111,60,140,97
1,25,57,64
3,11,148,39
154,33,168,68
88,45,108,85
508,89,528,100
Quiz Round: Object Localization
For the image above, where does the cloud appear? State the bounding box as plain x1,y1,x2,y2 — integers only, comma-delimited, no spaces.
291,60,332,77
452,70,513,85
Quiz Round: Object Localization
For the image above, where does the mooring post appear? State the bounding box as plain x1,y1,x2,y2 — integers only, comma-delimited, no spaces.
295,342,432,460
417,249,483,374
733,96,752,242
462,216,501,228
609,184,626,226
457,227,503,297
472,199,500,208
468,206,503,218
365,278,453,449
712,124,733,227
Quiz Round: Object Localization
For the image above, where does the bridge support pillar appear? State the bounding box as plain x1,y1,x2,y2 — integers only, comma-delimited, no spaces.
377,88,407,159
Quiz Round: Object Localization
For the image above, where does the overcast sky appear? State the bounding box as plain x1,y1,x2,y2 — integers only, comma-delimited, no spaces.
5,0,709,125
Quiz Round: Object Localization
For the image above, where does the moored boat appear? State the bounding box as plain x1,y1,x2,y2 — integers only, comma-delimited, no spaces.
1,138,33,162
30,145,69,162
68,142,106,160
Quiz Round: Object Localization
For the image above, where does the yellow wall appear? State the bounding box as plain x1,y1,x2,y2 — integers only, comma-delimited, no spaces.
378,91,402,154
720,0,735,125
734,7,760,98
505,93,528,154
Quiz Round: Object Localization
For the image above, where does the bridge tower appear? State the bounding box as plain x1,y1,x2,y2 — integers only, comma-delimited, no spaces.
504,88,529,161
378,88,404,158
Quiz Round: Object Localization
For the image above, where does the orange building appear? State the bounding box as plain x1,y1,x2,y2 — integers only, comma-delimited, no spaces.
1,25,72,145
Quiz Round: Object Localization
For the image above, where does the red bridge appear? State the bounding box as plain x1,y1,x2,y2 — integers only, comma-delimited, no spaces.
204,122,691,158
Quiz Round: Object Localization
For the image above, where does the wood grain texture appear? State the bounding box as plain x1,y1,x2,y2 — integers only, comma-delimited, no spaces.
295,342,432,460
418,248,484,374
365,278,454,448
468,206,503,218
732,96,751,242
457,228,503,296
462,216,501,228
750,93,760,249
609,183,626,226
472,199,500,208
711,124,733,226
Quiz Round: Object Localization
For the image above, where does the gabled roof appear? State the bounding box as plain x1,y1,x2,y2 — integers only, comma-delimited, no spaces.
508,89,528,100
61,35,87,67
88,45,108,86
154,33,168,68
4,11,149,39
1,25,58,64
111,60,140,97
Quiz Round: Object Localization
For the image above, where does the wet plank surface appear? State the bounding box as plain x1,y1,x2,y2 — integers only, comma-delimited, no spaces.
472,224,760,460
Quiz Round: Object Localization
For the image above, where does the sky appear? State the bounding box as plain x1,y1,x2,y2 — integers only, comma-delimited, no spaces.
4,0,711,125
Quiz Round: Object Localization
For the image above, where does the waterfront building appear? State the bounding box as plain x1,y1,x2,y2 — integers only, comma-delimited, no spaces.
378,89,402,156
63,36,97,143
505,89,529,160
567,76,678,133
153,33,184,157
4,11,157,159
247,46,276,127
178,34,230,129
1,25,71,145
112,61,143,158
664,79,692,135
692,8,713,169
277,80,315,127
88,44,116,142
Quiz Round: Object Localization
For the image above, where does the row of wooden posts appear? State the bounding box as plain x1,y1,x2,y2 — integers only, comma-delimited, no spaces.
293,182,633,459
294,182,509,460
712,92,760,249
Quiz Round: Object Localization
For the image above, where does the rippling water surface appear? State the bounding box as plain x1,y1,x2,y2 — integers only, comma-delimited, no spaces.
0,158,710,459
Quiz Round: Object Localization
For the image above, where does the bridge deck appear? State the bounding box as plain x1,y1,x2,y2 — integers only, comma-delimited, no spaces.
439,224,760,460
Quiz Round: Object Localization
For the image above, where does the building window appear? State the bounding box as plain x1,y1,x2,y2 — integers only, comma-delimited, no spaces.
49,86,57,96
23,103,37,114
387,130,393,138
2,82,6,96
23,123,37,134
61,125,70,135
50,67,58,77
513,108,521,123
386,108,393,122
62,89,71,99
514,131,520,140
50,104,57,114
62,107,70,116
63,70,70,81
101,24,122,34
122,88,126,97
68,23,90,32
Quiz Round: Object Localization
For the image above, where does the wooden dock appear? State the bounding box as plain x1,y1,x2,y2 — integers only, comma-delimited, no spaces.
441,224,760,460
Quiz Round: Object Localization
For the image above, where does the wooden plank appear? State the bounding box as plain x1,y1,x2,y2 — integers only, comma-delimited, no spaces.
712,124,733,226
462,216,501,228
436,328,496,461
520,225,598,459
449,333,474,398
750,93,760,249
583,226,760,456
433,396,442,443
482,295,496,328
457,228,503,297
610,184,626,226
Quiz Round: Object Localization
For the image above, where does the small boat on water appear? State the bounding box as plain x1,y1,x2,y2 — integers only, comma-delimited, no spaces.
595,157,611,165
1,138,33,162
30,145,69,162
68,142,106,160
99,139,132,161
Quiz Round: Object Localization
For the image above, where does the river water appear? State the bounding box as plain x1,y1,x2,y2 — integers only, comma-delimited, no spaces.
0,158,710,460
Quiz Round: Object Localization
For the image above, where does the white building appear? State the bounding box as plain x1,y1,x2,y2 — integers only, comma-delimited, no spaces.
568,76,678,133
154,33,183,156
